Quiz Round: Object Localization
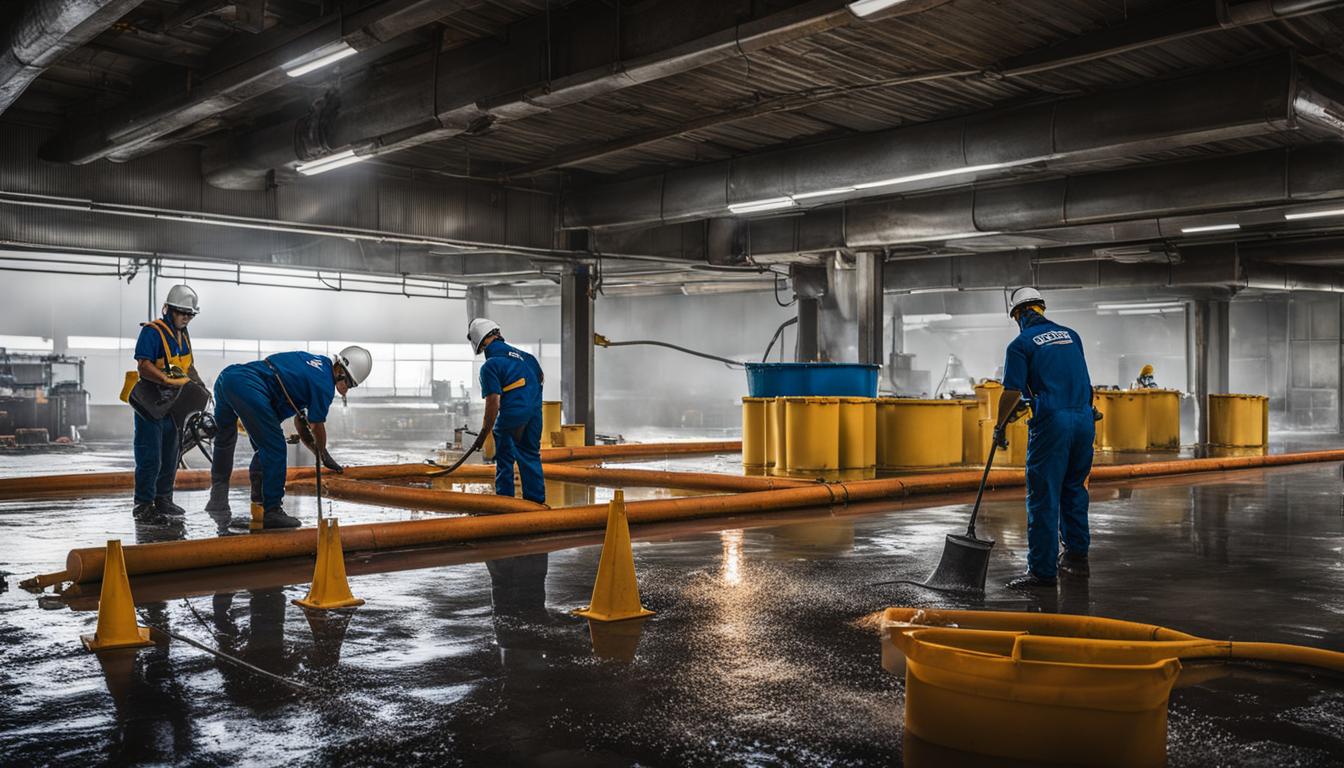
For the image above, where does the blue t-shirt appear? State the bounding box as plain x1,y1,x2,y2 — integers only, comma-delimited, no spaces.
1002,312,1093,414
479,340,544,429
132,314,191,367
242,351,336,424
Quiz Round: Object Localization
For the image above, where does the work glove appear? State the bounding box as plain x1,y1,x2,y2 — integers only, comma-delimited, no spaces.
992,424,1009,449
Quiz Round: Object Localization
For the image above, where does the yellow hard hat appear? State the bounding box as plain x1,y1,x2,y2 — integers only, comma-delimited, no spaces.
1140,364,1154,377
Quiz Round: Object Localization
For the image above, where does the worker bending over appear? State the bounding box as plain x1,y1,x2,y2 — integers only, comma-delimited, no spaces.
994,287,1094,589
131,284,204,520
1135,364,1157,389
469,319,546,505
206,346,371,529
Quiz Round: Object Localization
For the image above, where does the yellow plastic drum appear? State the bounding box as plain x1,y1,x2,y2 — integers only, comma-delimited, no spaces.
975,380,1003,422
959,400,980,465
783,397,840,472
838,397,876,470
741,397,769,467
542,400,563,447
1209,394,1269,448
878,399,963,468
560,424,586,447
767,398,785,470
1144,389,1181,451
1094,389,1148,452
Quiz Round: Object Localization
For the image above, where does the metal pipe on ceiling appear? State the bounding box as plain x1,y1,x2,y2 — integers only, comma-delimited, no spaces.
0,0,146,116
561,56,1344,230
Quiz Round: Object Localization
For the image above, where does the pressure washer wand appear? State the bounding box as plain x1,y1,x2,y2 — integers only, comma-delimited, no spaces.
314,424,323,523
965,436,1000,540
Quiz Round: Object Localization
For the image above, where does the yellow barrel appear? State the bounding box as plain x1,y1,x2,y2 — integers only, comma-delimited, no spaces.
1209,394,1269,447
975,380,1003,422
560,424,586,447
959,400,980,465
1094,389,1148,451
783,397,840,472
838,398,876,470
542,400,562,447
741,397,769,467
769,398,787,470
981,411,1031,467
1144,390,1181,451
878,399,964,468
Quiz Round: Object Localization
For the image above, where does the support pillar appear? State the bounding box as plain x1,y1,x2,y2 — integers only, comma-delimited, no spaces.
561,264,595,445
1188,298,1231,450
791,265,822,362
465,285,487,322
856,252,884,366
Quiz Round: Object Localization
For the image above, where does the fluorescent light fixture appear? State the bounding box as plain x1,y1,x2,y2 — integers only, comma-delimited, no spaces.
727,197,796,215
1096,301,1184,311
1180,223,1241,234
296,149,365,176
1284,207,1344,221
790,187,856,201
853,162,1009,191
284,41,358,77
901,313,953,324
1116,308,1183,316
847,0,909,18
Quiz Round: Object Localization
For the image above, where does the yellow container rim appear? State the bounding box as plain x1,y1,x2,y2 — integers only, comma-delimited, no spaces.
837,396,875,403
741,396,773,402
877,397,965,406
1210,393,1268,400
780,396,841,404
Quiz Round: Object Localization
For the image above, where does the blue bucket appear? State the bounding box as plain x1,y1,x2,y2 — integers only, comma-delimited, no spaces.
744,363,879,398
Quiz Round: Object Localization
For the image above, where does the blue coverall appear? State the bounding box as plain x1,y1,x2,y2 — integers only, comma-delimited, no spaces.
479,341,546,504
210,352,336,510
132,314,191,505
1002,311,1095,579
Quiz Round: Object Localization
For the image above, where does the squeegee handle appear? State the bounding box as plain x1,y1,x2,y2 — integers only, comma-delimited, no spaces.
965,439,998,539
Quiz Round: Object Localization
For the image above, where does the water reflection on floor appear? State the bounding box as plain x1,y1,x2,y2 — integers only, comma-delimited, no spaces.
2,442,1344,765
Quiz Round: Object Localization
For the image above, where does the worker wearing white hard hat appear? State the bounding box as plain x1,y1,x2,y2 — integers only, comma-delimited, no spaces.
995,286,1095,590
469,318,546,505
205,344,372,530
129,284,206,522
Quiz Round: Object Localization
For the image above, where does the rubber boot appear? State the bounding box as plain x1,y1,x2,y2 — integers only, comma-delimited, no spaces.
1058,550,1090,578
154,495,186,517
132,501,158,520
1004,572,1057,590
262,505,301,530
204,483,231,512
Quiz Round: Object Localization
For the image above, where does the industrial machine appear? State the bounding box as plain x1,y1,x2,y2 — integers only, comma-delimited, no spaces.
0,349,89,447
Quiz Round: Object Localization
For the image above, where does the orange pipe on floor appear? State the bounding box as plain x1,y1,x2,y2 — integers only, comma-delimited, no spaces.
38,448,1344,585
539,440,741,462
321,477,544,514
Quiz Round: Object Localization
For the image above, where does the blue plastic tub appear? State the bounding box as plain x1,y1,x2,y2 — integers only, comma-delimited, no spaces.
744,363,880,398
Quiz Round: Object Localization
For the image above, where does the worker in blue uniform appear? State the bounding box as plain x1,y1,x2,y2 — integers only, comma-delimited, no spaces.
131,284,204,521
468,318,546,505
206,345,372,529
994,287,1094,589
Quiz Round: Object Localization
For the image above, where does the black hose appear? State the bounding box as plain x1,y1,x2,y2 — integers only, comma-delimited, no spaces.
868,579,978,594
761,316,799,362
599,339,744,368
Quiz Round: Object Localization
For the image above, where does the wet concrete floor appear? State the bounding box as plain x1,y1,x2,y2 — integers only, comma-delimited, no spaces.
2,438,1344,766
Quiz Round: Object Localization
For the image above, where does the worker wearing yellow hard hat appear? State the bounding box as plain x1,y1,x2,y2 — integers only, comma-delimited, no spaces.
1135,364,1157,389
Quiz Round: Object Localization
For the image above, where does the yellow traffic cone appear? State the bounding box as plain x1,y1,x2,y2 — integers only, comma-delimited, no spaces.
293,518,365,610
249,501,264,531
81,540,154,652
574,490,654,622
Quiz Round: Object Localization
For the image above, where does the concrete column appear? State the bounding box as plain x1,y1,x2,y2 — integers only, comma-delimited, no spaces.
796,299,818,362
856,252,884,366
1188,298,1231,449
561,264,595,445
465,285,487,322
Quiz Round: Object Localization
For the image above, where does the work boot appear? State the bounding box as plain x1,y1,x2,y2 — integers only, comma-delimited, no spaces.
1058,550,1090,578
154,495,187,517
132,501,158,520
204,484,231,512
262,505,301,530
1004,572,1057,590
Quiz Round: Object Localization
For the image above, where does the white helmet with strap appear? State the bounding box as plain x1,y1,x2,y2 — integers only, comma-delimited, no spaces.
468,317,501,354
334,345,372,387
165,284,199,315
1007,286,1045,317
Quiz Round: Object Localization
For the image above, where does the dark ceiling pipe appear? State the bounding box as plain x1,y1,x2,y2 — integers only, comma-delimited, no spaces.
0,0,146,116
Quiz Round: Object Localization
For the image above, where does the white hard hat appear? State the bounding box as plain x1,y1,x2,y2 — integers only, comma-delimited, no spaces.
1007,286,1045,316
467,317,500,354
165,284,199,315
334,345,372,387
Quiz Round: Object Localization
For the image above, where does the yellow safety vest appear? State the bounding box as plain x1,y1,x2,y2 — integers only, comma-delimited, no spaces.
120,319,194,402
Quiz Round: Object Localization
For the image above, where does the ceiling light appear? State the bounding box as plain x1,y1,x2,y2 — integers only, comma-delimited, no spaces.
853,162,1009,191
1284,207,1344,221
296,149,365,176
1096,301,1184,311
790,187,856,201
1180,223,1241,234
283,41,358,77
727,197,796,215
847,0,909,18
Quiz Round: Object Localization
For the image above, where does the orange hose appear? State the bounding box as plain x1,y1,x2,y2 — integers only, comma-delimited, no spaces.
540,440,741,462
321,477,544,514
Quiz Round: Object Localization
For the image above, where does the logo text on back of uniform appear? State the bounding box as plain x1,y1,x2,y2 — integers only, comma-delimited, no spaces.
307,359,324,369
508,351,523,361
1032,330,1073,346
